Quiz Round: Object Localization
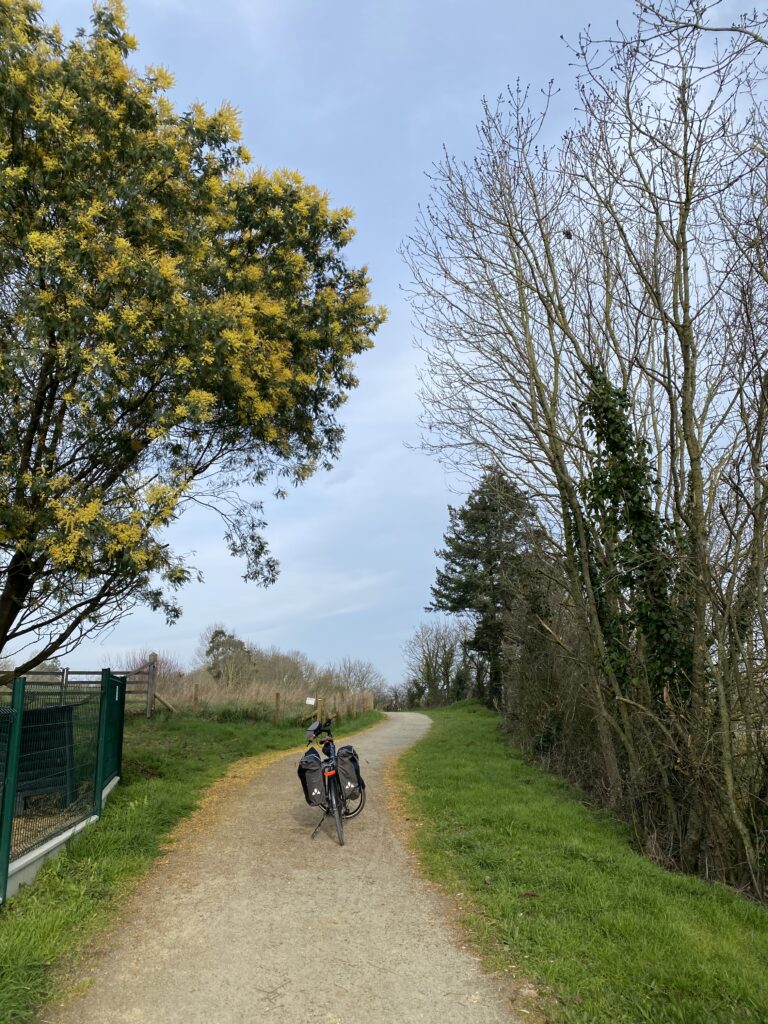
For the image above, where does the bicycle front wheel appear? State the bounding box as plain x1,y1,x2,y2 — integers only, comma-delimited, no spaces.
330,776,345,846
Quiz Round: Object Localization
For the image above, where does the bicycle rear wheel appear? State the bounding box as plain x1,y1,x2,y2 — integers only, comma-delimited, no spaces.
330,776,345,846
343,785,366,818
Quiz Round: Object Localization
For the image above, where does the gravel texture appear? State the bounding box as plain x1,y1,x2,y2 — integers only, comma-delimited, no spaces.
40,711,520,1024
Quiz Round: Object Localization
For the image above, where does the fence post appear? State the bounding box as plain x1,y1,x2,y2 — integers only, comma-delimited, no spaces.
93,669,110,818
0,677,25,906
114,673,126,782
274,691,281,725
146,653,158,719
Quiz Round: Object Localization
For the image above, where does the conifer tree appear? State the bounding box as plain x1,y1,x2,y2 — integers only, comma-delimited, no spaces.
429,469,536,708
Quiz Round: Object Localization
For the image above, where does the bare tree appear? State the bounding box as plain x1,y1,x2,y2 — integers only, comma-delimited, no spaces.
333,657,386,693
405,0,768,895
403,619,480,706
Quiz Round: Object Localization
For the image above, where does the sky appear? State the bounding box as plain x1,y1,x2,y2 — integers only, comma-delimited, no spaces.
41,0,638,683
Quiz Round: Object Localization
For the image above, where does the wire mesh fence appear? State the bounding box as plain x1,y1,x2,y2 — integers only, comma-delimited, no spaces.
9,682,102,861
0,706,12,834
0,671,126,904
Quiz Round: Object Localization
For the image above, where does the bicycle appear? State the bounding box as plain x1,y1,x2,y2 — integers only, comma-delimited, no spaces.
305,718,365,846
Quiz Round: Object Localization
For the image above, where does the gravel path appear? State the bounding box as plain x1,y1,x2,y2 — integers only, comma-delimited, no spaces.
40,712,519,1024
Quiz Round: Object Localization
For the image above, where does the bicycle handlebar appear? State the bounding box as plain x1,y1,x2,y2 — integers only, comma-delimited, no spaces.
306,717,334,743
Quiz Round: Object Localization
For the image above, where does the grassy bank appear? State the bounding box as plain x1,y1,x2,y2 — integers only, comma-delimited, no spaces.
398,703,768,1024
0,706,382,1024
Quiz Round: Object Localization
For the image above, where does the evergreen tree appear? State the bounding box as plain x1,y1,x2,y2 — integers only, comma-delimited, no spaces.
429,468,537,708
205,628,254,683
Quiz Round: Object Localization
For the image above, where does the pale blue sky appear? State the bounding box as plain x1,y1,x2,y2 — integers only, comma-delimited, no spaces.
44,0,636,682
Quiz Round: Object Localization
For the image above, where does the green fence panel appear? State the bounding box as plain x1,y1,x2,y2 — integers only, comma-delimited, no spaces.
0,670,128,905
18,703,76,806
0,679,25,905
0,705,10,808
11,681,101,862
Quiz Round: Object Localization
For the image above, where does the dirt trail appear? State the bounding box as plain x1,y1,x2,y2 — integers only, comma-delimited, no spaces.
40,712,519,1024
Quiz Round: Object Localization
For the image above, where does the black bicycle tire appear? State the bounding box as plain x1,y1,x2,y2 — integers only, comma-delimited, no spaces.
331,777,345,846
343,785,366,818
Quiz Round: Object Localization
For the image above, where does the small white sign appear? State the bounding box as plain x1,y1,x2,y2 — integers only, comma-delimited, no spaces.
305,697,316,706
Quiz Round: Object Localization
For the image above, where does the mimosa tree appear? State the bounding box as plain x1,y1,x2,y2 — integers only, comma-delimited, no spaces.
0,1,384,672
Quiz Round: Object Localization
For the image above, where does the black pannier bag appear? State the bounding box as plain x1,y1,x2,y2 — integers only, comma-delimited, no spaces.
336,745,364,801
298,748,325,806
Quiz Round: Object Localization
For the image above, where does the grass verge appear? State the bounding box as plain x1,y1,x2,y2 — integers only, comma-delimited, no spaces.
397,702,768,1024
0,706,382,1024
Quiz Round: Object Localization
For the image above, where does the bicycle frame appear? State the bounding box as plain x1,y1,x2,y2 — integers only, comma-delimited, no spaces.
306,718,355,845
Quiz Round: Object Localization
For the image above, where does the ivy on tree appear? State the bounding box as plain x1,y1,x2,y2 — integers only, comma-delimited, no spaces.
577,370,693,704
0,1,385,674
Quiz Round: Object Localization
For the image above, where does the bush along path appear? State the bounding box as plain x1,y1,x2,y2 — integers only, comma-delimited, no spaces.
397,702,768,1024
0,707,381,1024
28,712,523,1024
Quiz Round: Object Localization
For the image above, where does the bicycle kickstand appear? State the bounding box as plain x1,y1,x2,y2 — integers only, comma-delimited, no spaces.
310,812,325,840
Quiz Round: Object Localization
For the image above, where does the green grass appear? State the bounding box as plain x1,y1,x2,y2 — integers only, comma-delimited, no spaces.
398,702,768,1024
0,706,382,1024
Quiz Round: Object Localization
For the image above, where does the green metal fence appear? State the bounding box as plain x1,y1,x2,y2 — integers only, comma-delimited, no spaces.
0,670,126,905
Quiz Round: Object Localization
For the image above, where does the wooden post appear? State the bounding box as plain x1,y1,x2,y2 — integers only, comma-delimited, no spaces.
274,691,281,724
146,653,158,719
152,692,176,713
193,682,199,708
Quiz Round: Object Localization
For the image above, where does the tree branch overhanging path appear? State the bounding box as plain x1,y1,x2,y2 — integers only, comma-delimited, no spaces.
0,1,385,678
